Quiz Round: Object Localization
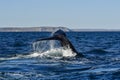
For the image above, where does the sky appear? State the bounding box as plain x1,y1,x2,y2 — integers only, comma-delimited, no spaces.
0,0,120,29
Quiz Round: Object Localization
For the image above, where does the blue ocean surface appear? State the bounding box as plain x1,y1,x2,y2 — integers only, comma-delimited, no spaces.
0,32,120,80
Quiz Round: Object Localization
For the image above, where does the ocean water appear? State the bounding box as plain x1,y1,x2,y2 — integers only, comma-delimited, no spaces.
0,32,120,80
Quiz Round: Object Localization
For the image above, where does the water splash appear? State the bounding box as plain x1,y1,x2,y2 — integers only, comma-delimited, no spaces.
0,40,76,61
32,40,76,58
50,31,55,49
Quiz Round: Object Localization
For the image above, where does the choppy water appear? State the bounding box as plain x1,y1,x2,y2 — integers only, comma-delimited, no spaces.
0,32,120,80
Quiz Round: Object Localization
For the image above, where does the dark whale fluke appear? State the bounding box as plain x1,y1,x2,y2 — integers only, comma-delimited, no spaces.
36,29,84,57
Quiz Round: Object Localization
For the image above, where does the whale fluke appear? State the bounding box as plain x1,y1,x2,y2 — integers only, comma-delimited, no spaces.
36,29,84,57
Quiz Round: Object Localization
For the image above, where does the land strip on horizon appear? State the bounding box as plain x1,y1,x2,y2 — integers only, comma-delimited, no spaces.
0,27,120,32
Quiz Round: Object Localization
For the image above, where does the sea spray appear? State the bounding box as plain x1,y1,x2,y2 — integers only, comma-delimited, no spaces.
50,40,55,49
50,31,56,49
33,41,51,53
32,30,76,58
32,40,76,58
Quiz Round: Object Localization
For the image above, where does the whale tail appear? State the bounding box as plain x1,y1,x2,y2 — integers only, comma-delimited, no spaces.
35,30,84,57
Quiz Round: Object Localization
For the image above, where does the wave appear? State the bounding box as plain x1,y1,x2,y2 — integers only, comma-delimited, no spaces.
86,49,108,55
0,48,76,61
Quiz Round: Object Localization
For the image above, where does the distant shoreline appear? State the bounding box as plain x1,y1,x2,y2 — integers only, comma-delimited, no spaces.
0,27,120,32
0,27,70,32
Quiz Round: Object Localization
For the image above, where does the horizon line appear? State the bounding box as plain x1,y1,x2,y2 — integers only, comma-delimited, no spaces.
0,26,120,30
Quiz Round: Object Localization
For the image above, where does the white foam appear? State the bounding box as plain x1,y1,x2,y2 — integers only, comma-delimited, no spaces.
0,55,23,60
62,48,76,57
0,47,76,61
32,40,77,58
0,39,77,61
28,48,76,59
